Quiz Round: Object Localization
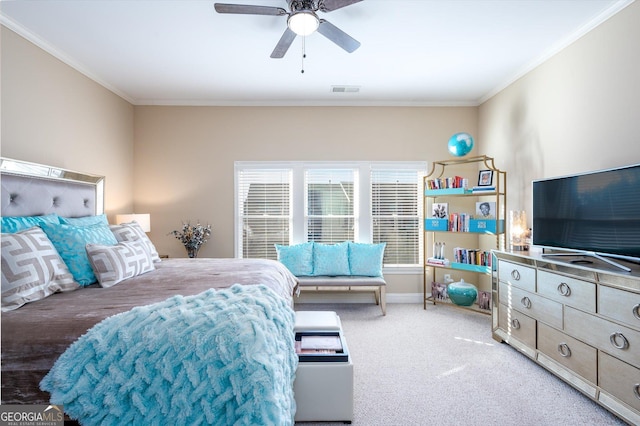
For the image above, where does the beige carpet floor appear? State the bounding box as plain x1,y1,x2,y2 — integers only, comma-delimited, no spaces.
294,302,628,426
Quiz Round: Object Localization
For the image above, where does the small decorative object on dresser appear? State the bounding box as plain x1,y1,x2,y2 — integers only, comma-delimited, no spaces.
170,221,212,258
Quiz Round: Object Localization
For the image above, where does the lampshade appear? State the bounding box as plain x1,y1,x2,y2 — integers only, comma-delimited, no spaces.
116,213,151,233
288,11,319,36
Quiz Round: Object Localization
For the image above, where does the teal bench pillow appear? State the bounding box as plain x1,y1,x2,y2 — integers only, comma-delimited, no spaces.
348,242,386,277
313,242,350,276
275,242,314,276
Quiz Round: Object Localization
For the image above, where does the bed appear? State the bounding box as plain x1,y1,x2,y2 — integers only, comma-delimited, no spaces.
1,158,299,424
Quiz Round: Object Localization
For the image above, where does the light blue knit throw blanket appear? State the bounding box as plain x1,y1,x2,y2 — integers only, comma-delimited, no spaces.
40,284,298,425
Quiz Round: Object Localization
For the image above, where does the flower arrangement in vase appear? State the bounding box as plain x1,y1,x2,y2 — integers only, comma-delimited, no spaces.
170,221,212,258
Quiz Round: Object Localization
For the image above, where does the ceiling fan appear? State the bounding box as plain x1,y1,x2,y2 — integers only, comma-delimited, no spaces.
214,0,362,58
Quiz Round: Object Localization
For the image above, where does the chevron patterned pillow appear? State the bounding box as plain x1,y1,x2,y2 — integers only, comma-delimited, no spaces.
86,240,155,288
1,227,79,312
109,222,161,262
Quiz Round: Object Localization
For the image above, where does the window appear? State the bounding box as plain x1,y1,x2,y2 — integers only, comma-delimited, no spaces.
236,168,291,259
372,169,421,266
306,169,355,244
235,162,426,269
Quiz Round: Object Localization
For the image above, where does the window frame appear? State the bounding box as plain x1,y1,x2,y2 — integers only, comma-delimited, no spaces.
235,161,426,273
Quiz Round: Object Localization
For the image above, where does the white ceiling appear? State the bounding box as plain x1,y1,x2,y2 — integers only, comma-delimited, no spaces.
0,0,632,106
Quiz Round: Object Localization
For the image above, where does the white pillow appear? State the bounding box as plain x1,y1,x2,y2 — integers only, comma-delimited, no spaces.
1,227,79,311
86,240,155,288
109,221,161,262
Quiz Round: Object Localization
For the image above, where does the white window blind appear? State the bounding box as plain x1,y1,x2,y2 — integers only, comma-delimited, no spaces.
305,169,356,244
236,168,291,259
371,169,422,266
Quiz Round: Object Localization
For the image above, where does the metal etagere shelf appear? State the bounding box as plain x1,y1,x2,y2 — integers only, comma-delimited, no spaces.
423,155,506,313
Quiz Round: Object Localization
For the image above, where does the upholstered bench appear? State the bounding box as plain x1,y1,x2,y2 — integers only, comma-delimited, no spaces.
296,275,387,315
276,241,387,316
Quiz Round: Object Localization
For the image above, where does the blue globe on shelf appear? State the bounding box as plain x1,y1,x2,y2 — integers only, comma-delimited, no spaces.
447,132,474,157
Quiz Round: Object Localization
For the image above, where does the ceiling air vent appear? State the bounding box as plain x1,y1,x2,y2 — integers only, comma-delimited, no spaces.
331,85,360,93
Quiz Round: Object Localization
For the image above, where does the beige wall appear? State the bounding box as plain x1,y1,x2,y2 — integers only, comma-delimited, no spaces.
134,106,478,294
479,1,640,222
1,26,135,218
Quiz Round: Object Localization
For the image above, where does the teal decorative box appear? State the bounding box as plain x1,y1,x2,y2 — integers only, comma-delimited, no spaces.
425,188,472,196
450,263,491,274
425,218,449,231
469,219,505,234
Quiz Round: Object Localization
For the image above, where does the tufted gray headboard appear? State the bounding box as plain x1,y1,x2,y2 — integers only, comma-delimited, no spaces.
1,158,104,218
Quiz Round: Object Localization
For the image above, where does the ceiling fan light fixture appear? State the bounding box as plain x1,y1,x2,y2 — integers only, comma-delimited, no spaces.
288,11,319,36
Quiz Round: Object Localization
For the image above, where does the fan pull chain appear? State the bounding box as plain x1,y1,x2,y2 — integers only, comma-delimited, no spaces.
301,36,306,74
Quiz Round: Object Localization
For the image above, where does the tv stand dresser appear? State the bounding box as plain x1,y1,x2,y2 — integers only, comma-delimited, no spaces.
492,250,640,424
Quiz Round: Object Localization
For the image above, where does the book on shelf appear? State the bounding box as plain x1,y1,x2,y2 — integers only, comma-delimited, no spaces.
448,213,472,232
300,335,343,351
426,176,468,190
295,341,337,355
427,257,450,266
472,186,495,193
452,247,493,267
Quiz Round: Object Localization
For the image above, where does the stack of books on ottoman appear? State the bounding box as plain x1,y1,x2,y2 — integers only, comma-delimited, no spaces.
295,332,349,362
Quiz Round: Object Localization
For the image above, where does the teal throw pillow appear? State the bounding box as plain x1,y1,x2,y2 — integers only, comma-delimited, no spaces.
40,222,118,286
275,242,313,276
349,242,386,277
1,213,60,233
60,214,108,226
313,242,350,276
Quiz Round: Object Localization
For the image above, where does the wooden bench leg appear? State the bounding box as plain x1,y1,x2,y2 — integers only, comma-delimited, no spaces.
379,286,386,316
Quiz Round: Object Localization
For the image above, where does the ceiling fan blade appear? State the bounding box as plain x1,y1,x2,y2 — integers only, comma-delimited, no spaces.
271,28,297,58
319,0,363,12
317,20,361,53
214,3,287,16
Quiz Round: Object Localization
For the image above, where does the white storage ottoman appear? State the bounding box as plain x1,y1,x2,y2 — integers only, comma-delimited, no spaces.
293,311,354,424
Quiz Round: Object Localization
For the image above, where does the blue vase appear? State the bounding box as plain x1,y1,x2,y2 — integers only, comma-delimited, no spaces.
447,279,478,306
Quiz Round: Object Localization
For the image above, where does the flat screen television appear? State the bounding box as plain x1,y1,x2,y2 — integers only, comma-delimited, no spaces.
532,163,640,271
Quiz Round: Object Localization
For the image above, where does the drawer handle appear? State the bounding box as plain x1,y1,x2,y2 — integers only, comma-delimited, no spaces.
557,343,571,358
557,282,571,297
511,270,521,281
521,296,532,309
635,384,640,400
609,332,629,350
633,303,640,320
511,318,521,329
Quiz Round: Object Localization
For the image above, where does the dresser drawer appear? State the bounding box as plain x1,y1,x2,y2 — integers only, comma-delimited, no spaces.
537,270,595,313
499,282,563,329
599,285,640,331
498,260,536,292
537,322,597,384
498,302,536,349
565,306,640,368
599,351,640,412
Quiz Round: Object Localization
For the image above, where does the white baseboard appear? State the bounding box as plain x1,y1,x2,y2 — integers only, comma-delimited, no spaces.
295,292,423,304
